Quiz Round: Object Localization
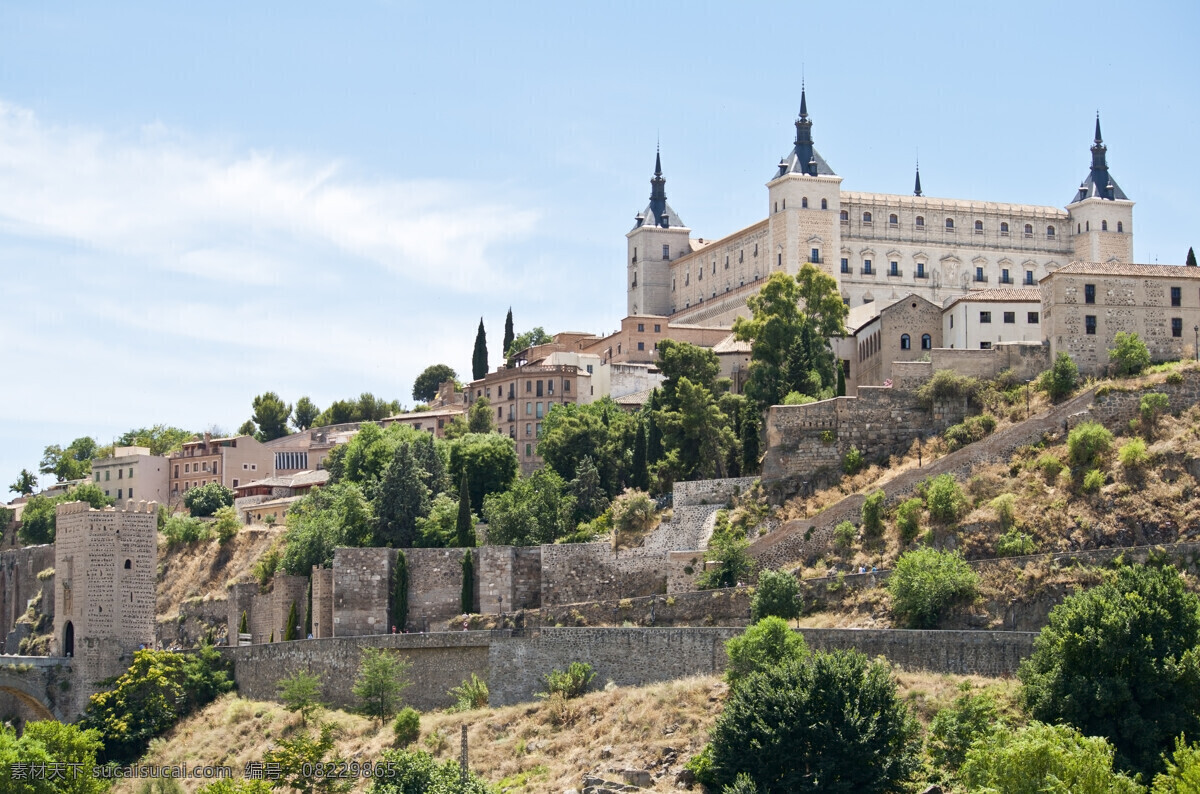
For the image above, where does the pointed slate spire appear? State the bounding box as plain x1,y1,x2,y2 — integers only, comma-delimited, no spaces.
1094,111,1103,144
914,161,923,197
649,145,668,226
776,83,834,178
799,84,808,119
1073,112,1127,202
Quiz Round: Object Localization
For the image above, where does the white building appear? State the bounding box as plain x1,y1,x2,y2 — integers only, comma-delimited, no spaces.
942,288,1044,350
90,446,169,505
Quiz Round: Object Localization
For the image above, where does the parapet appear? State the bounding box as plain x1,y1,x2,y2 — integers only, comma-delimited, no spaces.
54,501,92,517
119,499,157,514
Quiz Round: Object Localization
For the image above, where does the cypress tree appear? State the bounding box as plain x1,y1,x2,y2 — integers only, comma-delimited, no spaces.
392,550,409,631
472,317,489,380
239,610,248,635
461,550,475,614
741,403,761,475
284,601,298,641
1188,247,1198,268
836,364,846,397
503,307,515,360
374,442,430,548
305,578,313,637
455,470,475,547
646,391,664,464
631,421,650,491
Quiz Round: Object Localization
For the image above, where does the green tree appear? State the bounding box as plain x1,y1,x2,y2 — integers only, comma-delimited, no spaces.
538,399,632,499
292,397,320,431
568,455,609,525
709,650,920,792
213,505,241,543
961,722,1142,794
40,436,99,482
239,611,248,635
9,468,38,495
448,432,519,514
895,497,922,543
740,403,761,475
0,719,107,794
237,419,258,437
630,421,650,492
1153,735,1200,793
412,364,458,403
657,338,723,403
392,707,421,746
482,468,575,546
279,482,373,574
507,327,553,357
889,547,978,628
1067,420,1114,470
184,482,235,517
1019,564,1200,777
1110,331,1152,376
1140,392,1171,438
471,317,488,380
284,601,299,641
461,550,474,613
117,425,194,456
924,473,967,524
502,307,515,360
658,377,738,481
696,519,754,589
455,471,475,547
750,570,801,622
861,489,885,537
645,390,664,465
278,670,325,725
262,722,352,794
374,443,431,548
1038,351,1080,402
353,648,411,724
391,550,409,631
725,616,808,686
927,683,1002,776
370,748,493,793
466,396,495,433
251,391,292,441
18,483,112,546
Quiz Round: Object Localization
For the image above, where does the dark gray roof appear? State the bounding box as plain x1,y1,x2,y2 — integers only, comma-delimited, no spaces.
633,149,686,229
774,87,836,179
1072,114,1129,203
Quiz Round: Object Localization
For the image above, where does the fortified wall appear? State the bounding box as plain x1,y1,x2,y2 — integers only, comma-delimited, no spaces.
0,545,56,654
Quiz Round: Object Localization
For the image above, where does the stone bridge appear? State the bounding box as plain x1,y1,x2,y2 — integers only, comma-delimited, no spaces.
0,656,74,722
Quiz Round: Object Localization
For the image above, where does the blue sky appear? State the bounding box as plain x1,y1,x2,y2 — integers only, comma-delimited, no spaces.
2,1,1197,492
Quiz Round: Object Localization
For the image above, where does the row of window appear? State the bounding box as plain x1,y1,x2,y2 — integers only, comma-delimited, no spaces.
1078,220,1124,233
275,452,309,471
840,258,1038,286
773,197,830,212
840,211,1066,238
103,488,133,499
634,323,662,333
978,311,1040,324
478,378,573,401
898,334,934,351
94,467,136,482
1084,284,1188,307
1081,315,1192,338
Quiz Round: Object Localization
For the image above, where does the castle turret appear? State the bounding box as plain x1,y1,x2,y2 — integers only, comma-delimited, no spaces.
766,85,842,280
1067,114,1134,262
627,148,692,316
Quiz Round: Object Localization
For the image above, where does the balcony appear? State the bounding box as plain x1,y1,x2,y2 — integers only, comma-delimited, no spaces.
999,276,1013,285
914,270,928,279
974,274,989,284
887,269,903,278
860,267,875,276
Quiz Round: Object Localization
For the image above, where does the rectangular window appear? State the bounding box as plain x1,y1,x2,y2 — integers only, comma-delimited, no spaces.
1027,312,1039,324
662,244,669,260
536,380,543,397
637,323,644,332
117,489,122,499
525,444,532,457
916,262,926,278
975,266,984,282
980,341,993,350
128,467,134,478
980,311,992,323
1001,269,1010,284
564,380,570,392
95,472,100,482
889,261,898,276
637,341,645,351
547,380,554,395
654,324,661,332
1085,315,1097,335
1173,318,1183,337
777,253,782,267
1003,311,1015,324
1025,270,1034,285
585,364,593,374
174,465,179,477
811,248,820,264
118,468,123,479
841,258,849,274
526,423,532,436
1085,284,1096,304
536,402,543,418
128,488,132,499
526,402,532,415
183,464,189,474
949,315,954,328
233,479,238,488
1172,287,1182,307
536,422,542,436
863,259,872,274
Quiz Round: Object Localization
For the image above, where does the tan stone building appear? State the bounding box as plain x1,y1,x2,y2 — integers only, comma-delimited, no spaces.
1042,261,1200,374
90,446,169,505
628,95,1133,327
167,433,275,498
833,294,943,391
263,423,360,475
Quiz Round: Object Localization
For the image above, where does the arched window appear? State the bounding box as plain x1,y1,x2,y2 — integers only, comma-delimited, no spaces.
840,210,849,221
1001,222,1010,235
921,334,932,350
1117,221,1124,233
945,217,955,229
821,198,828,210
1102,220,1108,231
1024,223,1033,236
802,197,809,209
1047,225,1056,238
63,621,74,657
900,334,911,350
863,211,873,223
889,213,898,225
124,559,132,569
975,220,984,232
915,216,925,227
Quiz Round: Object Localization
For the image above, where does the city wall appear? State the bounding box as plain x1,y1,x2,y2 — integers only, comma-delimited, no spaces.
0,545,55,654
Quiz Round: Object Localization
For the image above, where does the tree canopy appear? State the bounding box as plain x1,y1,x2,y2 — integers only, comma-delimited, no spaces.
472,318,488,380
9,468,37,496
39,436,99,482
447,432,518,514
292,397,320,431
412,364,458,403
116,425,193,456
313,393,403,428
482,467,574,546
507,327,553,358
251,391,293,441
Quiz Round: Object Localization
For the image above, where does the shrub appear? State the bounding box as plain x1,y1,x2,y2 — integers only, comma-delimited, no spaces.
610,489,655,535
1019,564,1200,777
1153,735,1200,793
927,684,1001,775
833,520,856,550
842,445,865,475
915,369,982,409
1141,392,1171,437
725,617,809,687
1082,468,1105,493
370,748,492,793
943,414,999,452
391,707,420,747
1119,438,1148,470
1067,421,1114,470
782,391,817,405
1110,331,1151,377
996,528,1037,557
1166,370,1185,386
212,506,241,544
895,498,923,543
447,674,489,712
750,570,800,622
925,474,967,524
861,489,885,537
183,482,235,518
889,547,978,629
1035,453,1064,482
1039,351,1080,402
161,515,210,547
538,662,594,700
962,722,1142,793
684,744,717,789
697,520,755,589
991,493,1017,529
709,650,920,792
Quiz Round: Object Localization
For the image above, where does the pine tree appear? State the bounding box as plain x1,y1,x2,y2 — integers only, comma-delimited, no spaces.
631,421,650,491
392,550,409,631
455,470,475,547
472,317,489,380
503,307,515,360
374,443,430,547
284,601,298,641
461,550,475,614
1188,247,1198,268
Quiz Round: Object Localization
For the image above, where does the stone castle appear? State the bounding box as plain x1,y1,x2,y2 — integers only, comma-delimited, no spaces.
627,89,1133,325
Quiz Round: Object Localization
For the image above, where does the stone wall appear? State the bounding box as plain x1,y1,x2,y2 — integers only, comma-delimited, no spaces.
891,343,1050,386
311,567,333,639
672,478,759,507
405,548,473,631
540,544,669,606
760,387,969,482
332,547,393,636
0,545,55,654
641,506,721,553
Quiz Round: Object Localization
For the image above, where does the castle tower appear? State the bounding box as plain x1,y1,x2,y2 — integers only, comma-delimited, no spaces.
1066,114,1134,263
627,149,692,317
766,86,842,281
53,500,157,714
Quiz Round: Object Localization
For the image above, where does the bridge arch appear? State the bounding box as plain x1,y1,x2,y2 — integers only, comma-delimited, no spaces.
0,684,56,721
